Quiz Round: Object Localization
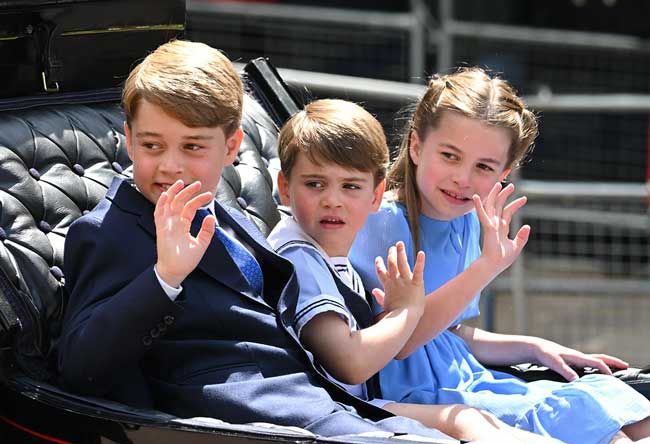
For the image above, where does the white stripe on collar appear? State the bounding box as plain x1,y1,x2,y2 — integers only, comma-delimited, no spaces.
268,217,364,294
268,217,335,266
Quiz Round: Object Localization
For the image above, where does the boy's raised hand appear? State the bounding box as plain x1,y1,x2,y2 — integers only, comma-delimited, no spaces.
372,242,426,316
154,180,216,288
473,182,530,275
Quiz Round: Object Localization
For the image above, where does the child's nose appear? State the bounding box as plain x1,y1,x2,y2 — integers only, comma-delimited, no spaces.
452,165,472,188
159,149,183,174
321,189,342,207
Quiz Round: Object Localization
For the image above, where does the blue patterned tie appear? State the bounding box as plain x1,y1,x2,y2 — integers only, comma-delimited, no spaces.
197,208,264,294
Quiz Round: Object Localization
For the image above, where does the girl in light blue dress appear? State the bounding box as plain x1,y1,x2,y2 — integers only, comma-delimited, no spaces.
349,67,650,444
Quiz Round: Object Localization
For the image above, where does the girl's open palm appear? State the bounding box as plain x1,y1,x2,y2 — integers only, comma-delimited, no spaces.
154,180,216,288
474,182,530,275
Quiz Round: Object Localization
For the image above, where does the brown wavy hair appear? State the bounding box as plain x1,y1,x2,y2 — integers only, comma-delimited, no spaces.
122,40,243,137
278,99,388,186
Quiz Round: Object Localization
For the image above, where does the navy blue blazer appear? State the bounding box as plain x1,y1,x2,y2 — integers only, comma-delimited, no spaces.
58,177,416,435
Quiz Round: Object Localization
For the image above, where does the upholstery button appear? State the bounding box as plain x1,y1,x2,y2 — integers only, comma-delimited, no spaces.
72,164,85,176
38,221,52,233
142,336,152,346
0,227,6,241
28,168,41,180
150,328,160,338
49,266,64,280
163,315,174,325
236,197,248,209
111,162,123,173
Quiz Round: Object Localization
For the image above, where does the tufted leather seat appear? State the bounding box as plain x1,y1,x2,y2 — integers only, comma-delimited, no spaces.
0,79,285,381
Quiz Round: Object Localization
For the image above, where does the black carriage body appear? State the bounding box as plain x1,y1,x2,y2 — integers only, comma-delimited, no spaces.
0,0,185,98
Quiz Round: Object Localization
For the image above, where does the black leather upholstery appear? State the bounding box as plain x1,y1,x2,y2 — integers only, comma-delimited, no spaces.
0,90,282,377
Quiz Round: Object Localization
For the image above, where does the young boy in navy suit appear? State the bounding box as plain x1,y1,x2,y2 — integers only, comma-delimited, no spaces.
57,39,457,442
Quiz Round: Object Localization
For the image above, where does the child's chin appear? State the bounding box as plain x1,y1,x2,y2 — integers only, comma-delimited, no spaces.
145,190,162,204
445,206,472,220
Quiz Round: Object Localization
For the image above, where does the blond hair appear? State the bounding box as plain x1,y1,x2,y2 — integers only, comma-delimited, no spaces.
122,40,243,136
389,67,538,250
278,99,388,186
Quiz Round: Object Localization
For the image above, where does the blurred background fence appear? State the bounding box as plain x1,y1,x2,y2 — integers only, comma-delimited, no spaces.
187,0,650,363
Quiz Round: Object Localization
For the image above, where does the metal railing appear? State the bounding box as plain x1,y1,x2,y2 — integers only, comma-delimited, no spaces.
191,0,650,87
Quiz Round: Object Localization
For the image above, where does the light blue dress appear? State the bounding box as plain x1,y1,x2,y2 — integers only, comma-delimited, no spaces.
349,200,650,444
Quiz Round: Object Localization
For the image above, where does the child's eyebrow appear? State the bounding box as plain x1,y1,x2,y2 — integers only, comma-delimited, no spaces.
299,172,371,182
135,131,162,138
299,173,327,181
134,131,214,141
182,135,214,141
342,176,371,182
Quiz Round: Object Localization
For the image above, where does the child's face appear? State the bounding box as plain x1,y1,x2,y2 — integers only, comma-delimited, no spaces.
278,152,384,257
410,111,511,221
124,99,242,204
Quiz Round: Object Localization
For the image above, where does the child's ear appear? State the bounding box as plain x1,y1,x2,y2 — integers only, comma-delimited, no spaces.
123,121,134,161
409,130,421,166
277,171,291,206
225,128,244,164
371,179,385,211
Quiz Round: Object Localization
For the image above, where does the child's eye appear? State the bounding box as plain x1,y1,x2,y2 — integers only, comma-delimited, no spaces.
142,142,159,150
477,163,495,172
185,144,202,151
441,152,458,161
305,181,324,189
343,183,361,190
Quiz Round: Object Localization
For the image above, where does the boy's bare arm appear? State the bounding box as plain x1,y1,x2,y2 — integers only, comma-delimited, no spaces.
155,180,215,288
397,183,530,357
301,243,424,385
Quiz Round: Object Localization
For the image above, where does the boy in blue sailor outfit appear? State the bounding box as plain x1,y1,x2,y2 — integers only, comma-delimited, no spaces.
268,98,560,444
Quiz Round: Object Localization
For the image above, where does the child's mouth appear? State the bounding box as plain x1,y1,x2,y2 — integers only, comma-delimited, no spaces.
441,189,470,203
320,217,345,228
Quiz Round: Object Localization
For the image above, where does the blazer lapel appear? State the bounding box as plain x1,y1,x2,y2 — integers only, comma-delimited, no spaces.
214,202,290,310
107,178,158,240
218,203,274,254
198,231,267,304
200,202,273,308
